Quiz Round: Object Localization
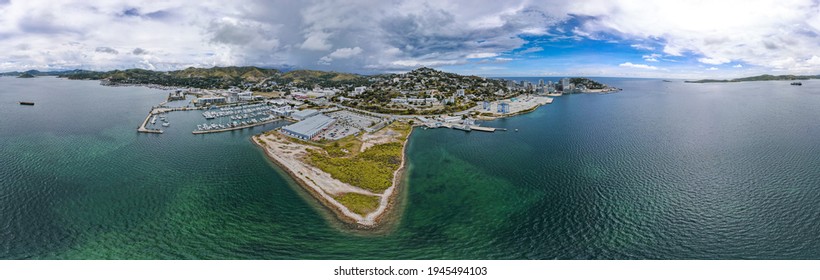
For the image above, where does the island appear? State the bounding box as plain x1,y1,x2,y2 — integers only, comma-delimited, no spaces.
686,74,820,83
56,66,618,228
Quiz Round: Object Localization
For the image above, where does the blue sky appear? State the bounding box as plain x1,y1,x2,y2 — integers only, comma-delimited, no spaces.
1,0,818,79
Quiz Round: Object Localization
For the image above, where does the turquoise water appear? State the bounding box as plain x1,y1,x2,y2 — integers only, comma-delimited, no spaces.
2,77,820,259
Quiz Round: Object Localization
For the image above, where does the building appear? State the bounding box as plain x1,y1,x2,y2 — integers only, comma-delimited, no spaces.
443,116,462,123
561,78,570,89
483,101,491,110
281,114,335,140
498,102,510,114
271,106,294,117
456,89,465,96
352,86,367,96
292,109,320,120
195,96,226,106
237,91,253,101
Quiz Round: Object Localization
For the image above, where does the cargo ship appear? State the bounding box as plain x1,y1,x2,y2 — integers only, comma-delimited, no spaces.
18,102,35,106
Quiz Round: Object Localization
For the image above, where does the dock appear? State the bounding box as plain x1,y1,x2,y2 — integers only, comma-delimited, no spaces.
192,118,281,134
137,107,197,134
423,122,498,132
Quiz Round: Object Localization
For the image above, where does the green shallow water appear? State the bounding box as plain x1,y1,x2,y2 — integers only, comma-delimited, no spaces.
2,77,820,259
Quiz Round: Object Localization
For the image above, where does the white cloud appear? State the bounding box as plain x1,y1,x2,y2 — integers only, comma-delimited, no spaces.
706,67,718,71
642,53,661,62
318,47,363,64
733,64,743,68
619,62,658,70
570,0,820,73
698,57,730,65
466,52,498,59
630,44,654,51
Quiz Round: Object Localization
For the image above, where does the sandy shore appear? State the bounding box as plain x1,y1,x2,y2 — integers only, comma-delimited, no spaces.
253,126,411,228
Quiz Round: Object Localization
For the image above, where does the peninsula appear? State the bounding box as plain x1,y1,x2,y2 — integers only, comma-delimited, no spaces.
53,66,617,228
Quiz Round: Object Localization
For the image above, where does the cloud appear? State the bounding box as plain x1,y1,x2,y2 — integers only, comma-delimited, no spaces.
0,0,818,77
132,48,148,55
630,43,654,51
642,53,661,62
95,47,118,54
569,0,820,73
733,64,743,68
318,47,363,64
619,62,658,70
706,67,718,70
698,57,730,65
466,52,498,59
518,46,543,54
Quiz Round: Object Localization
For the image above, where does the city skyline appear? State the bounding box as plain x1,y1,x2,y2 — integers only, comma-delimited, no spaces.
1,0,819,79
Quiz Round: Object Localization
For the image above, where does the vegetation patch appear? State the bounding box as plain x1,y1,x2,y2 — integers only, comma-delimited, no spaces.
308,142,403,193
334,192,381,216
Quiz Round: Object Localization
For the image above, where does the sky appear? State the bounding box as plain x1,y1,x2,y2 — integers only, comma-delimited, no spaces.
1,0,820,79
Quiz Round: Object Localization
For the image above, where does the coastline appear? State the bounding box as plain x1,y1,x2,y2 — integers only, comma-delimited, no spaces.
252,125,414,229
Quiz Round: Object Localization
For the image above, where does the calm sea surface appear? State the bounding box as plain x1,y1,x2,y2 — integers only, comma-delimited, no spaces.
2,76,820,259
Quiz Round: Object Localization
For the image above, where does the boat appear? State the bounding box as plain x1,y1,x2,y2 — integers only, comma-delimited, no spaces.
791,82,802,86
151,116,157,124
453,124,472,132
18,102,35,106
162,122,170,127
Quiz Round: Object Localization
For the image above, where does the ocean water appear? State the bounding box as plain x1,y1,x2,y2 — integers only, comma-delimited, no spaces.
2,76,820,259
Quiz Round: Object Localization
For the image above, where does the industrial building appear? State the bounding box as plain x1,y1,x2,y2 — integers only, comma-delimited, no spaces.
292,109,320,120
281,114,335,140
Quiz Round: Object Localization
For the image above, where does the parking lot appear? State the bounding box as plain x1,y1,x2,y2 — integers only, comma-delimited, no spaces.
327,110,382,130
317,123,360,140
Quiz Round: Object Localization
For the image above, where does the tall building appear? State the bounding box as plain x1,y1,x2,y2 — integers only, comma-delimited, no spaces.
498,102,510,114
561,78,570,89
538,79,544,86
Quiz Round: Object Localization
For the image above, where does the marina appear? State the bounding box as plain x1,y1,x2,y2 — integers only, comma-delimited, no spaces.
195,103,282,134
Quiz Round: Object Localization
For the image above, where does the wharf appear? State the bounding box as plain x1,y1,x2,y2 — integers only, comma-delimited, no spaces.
192,118,281,134
424,122,497,132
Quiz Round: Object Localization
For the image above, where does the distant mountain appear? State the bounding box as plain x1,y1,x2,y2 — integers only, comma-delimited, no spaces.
57,66,371,89
686,74,820,83
1,69,88,77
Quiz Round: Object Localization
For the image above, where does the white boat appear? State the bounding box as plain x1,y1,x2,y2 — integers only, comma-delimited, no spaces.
162,122,170,127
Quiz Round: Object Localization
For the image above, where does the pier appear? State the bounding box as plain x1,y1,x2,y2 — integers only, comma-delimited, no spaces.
192,118,281,134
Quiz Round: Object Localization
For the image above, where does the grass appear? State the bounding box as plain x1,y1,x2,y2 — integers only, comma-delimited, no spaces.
334,192,381,216
307,142,402,193
306,121,411,193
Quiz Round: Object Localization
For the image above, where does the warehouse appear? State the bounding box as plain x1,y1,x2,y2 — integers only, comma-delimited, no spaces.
281,114,335,140
292,109,320,120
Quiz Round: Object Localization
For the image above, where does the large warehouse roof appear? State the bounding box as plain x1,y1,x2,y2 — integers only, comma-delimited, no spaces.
282,114,334,137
